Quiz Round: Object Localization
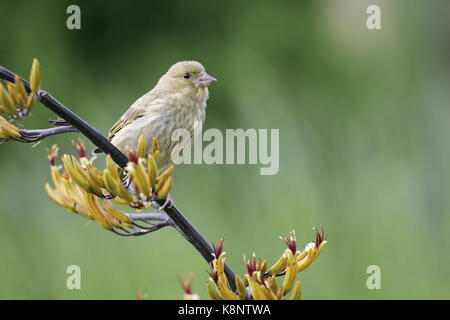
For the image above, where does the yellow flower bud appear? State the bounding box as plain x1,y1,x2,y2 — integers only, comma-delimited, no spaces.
30,58,41,93
0,85,17,115
290,279,302,300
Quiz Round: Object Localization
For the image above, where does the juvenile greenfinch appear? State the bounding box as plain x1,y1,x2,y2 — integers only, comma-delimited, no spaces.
94,61,216,173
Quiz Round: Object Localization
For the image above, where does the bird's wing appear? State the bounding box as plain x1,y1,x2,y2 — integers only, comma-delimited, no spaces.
92,100,149,155
107,104,147,140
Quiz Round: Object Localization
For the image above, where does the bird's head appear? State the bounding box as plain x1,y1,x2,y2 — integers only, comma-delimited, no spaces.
158,61,217,101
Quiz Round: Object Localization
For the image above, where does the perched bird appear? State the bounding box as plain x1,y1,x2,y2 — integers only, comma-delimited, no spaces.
94,61,216,173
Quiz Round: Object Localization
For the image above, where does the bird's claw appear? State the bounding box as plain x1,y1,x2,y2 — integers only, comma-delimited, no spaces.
156,193,173,211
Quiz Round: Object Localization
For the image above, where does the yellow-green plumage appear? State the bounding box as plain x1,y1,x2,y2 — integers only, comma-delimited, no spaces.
99,61,216,173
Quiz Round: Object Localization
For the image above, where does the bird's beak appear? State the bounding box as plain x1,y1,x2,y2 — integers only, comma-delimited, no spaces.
197,72,217,88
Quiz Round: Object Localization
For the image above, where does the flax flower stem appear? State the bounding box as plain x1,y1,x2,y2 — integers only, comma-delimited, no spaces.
0,64,237,292
16,125,78,142
126,212,169,221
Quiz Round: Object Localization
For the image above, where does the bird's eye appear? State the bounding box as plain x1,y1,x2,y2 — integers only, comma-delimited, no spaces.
183,73,190,79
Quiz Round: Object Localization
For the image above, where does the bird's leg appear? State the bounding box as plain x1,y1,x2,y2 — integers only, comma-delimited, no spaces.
155,193,174,211
122,175,132,189
49,118,71,126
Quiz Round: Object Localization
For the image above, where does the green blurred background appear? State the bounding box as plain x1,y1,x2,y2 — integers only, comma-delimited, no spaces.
1,0,449,299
